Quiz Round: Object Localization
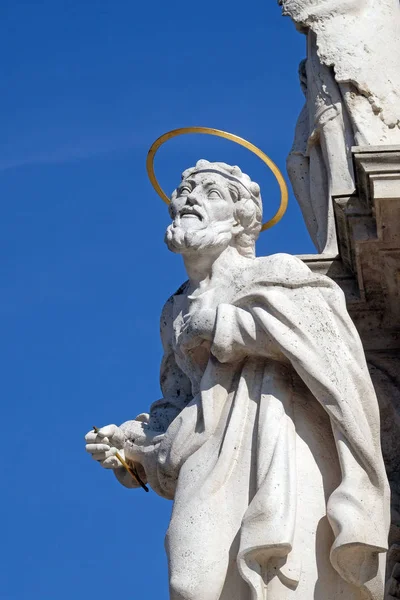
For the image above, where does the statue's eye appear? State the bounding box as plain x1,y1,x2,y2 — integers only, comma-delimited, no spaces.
178,186,191,196
208,189,222,199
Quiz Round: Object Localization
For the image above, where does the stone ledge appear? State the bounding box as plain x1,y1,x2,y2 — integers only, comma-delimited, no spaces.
301,145,400,351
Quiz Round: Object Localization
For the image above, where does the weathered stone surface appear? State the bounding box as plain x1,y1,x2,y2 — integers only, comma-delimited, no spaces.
282,0,400,254
304,146,400,598
85,161,389,599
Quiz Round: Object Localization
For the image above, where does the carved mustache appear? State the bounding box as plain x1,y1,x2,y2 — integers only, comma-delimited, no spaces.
179,207,204,220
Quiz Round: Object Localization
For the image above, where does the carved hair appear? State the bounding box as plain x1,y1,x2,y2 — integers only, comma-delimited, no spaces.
181,160,263,258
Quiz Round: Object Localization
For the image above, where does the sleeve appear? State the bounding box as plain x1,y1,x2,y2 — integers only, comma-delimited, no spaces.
114,295,193,489
122,294,193,434
147,295,193,432
147,346,193,433
211,303,284,364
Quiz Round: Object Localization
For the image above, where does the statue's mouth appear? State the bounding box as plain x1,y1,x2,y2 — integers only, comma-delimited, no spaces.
180,208,203,220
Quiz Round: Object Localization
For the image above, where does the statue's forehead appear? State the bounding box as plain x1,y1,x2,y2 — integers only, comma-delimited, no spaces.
182,170,232,187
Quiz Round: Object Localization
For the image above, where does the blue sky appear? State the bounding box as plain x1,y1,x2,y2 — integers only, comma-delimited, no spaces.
1,1,314,599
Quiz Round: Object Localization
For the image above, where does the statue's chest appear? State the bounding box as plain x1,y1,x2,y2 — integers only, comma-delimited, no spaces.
172,282,235,339
171,284,236,393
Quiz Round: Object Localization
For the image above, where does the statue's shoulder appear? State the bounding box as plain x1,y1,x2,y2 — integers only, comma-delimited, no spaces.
173,280,190,297
160,280,189,326
249,254,340,296
250,253,311,283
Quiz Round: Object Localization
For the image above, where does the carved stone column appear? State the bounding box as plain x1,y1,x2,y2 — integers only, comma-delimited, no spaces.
303,146,400,597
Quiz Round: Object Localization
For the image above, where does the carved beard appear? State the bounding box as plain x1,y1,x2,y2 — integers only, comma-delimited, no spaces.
165,219,233,255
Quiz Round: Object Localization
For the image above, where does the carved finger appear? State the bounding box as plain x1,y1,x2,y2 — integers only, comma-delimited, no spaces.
102,456,121,469
97,426,125,449
96,424,118,439
85,432,110,445
85,443,110,454
91,452,107,461
110,431,125,449
135,413,150,423
92,448,118,462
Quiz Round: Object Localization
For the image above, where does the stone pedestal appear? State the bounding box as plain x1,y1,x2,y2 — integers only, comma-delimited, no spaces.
303,146,400,598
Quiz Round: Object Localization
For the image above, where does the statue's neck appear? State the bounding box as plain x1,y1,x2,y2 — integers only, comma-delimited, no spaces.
183,245,242,293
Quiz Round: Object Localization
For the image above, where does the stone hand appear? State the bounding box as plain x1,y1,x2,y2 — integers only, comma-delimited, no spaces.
85,424,127,470
179,308,216,350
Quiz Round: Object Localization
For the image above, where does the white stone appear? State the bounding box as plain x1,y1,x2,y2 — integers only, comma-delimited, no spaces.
303,145,400,598
281,0,400,254
85,161,389,599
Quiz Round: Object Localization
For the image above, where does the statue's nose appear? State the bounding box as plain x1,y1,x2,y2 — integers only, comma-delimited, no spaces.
186,194,199,206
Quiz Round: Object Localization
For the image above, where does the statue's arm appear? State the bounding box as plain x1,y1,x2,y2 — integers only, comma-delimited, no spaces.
122,294,192,433
112,349,192,490
114,297,192,489
211,303,284,364
147,348,193,433
150,294,193,429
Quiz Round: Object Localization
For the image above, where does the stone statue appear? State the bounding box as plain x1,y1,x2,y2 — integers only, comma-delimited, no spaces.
85,160,389,600
280,0,400,254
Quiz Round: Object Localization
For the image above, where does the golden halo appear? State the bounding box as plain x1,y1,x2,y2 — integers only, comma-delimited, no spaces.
146,127,288,232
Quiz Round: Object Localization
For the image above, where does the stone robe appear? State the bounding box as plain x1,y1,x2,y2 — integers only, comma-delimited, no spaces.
119,253,389,600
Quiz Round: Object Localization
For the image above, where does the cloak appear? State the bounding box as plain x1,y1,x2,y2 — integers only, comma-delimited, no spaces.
122,254,389,599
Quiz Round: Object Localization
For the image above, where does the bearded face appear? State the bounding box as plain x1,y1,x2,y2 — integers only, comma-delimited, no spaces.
165,172,238,255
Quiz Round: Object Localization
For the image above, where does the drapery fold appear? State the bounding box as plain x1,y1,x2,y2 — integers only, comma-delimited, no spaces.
123,254,389,599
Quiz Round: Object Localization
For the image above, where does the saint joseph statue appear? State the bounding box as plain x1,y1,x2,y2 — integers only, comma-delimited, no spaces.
85,160,389,600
